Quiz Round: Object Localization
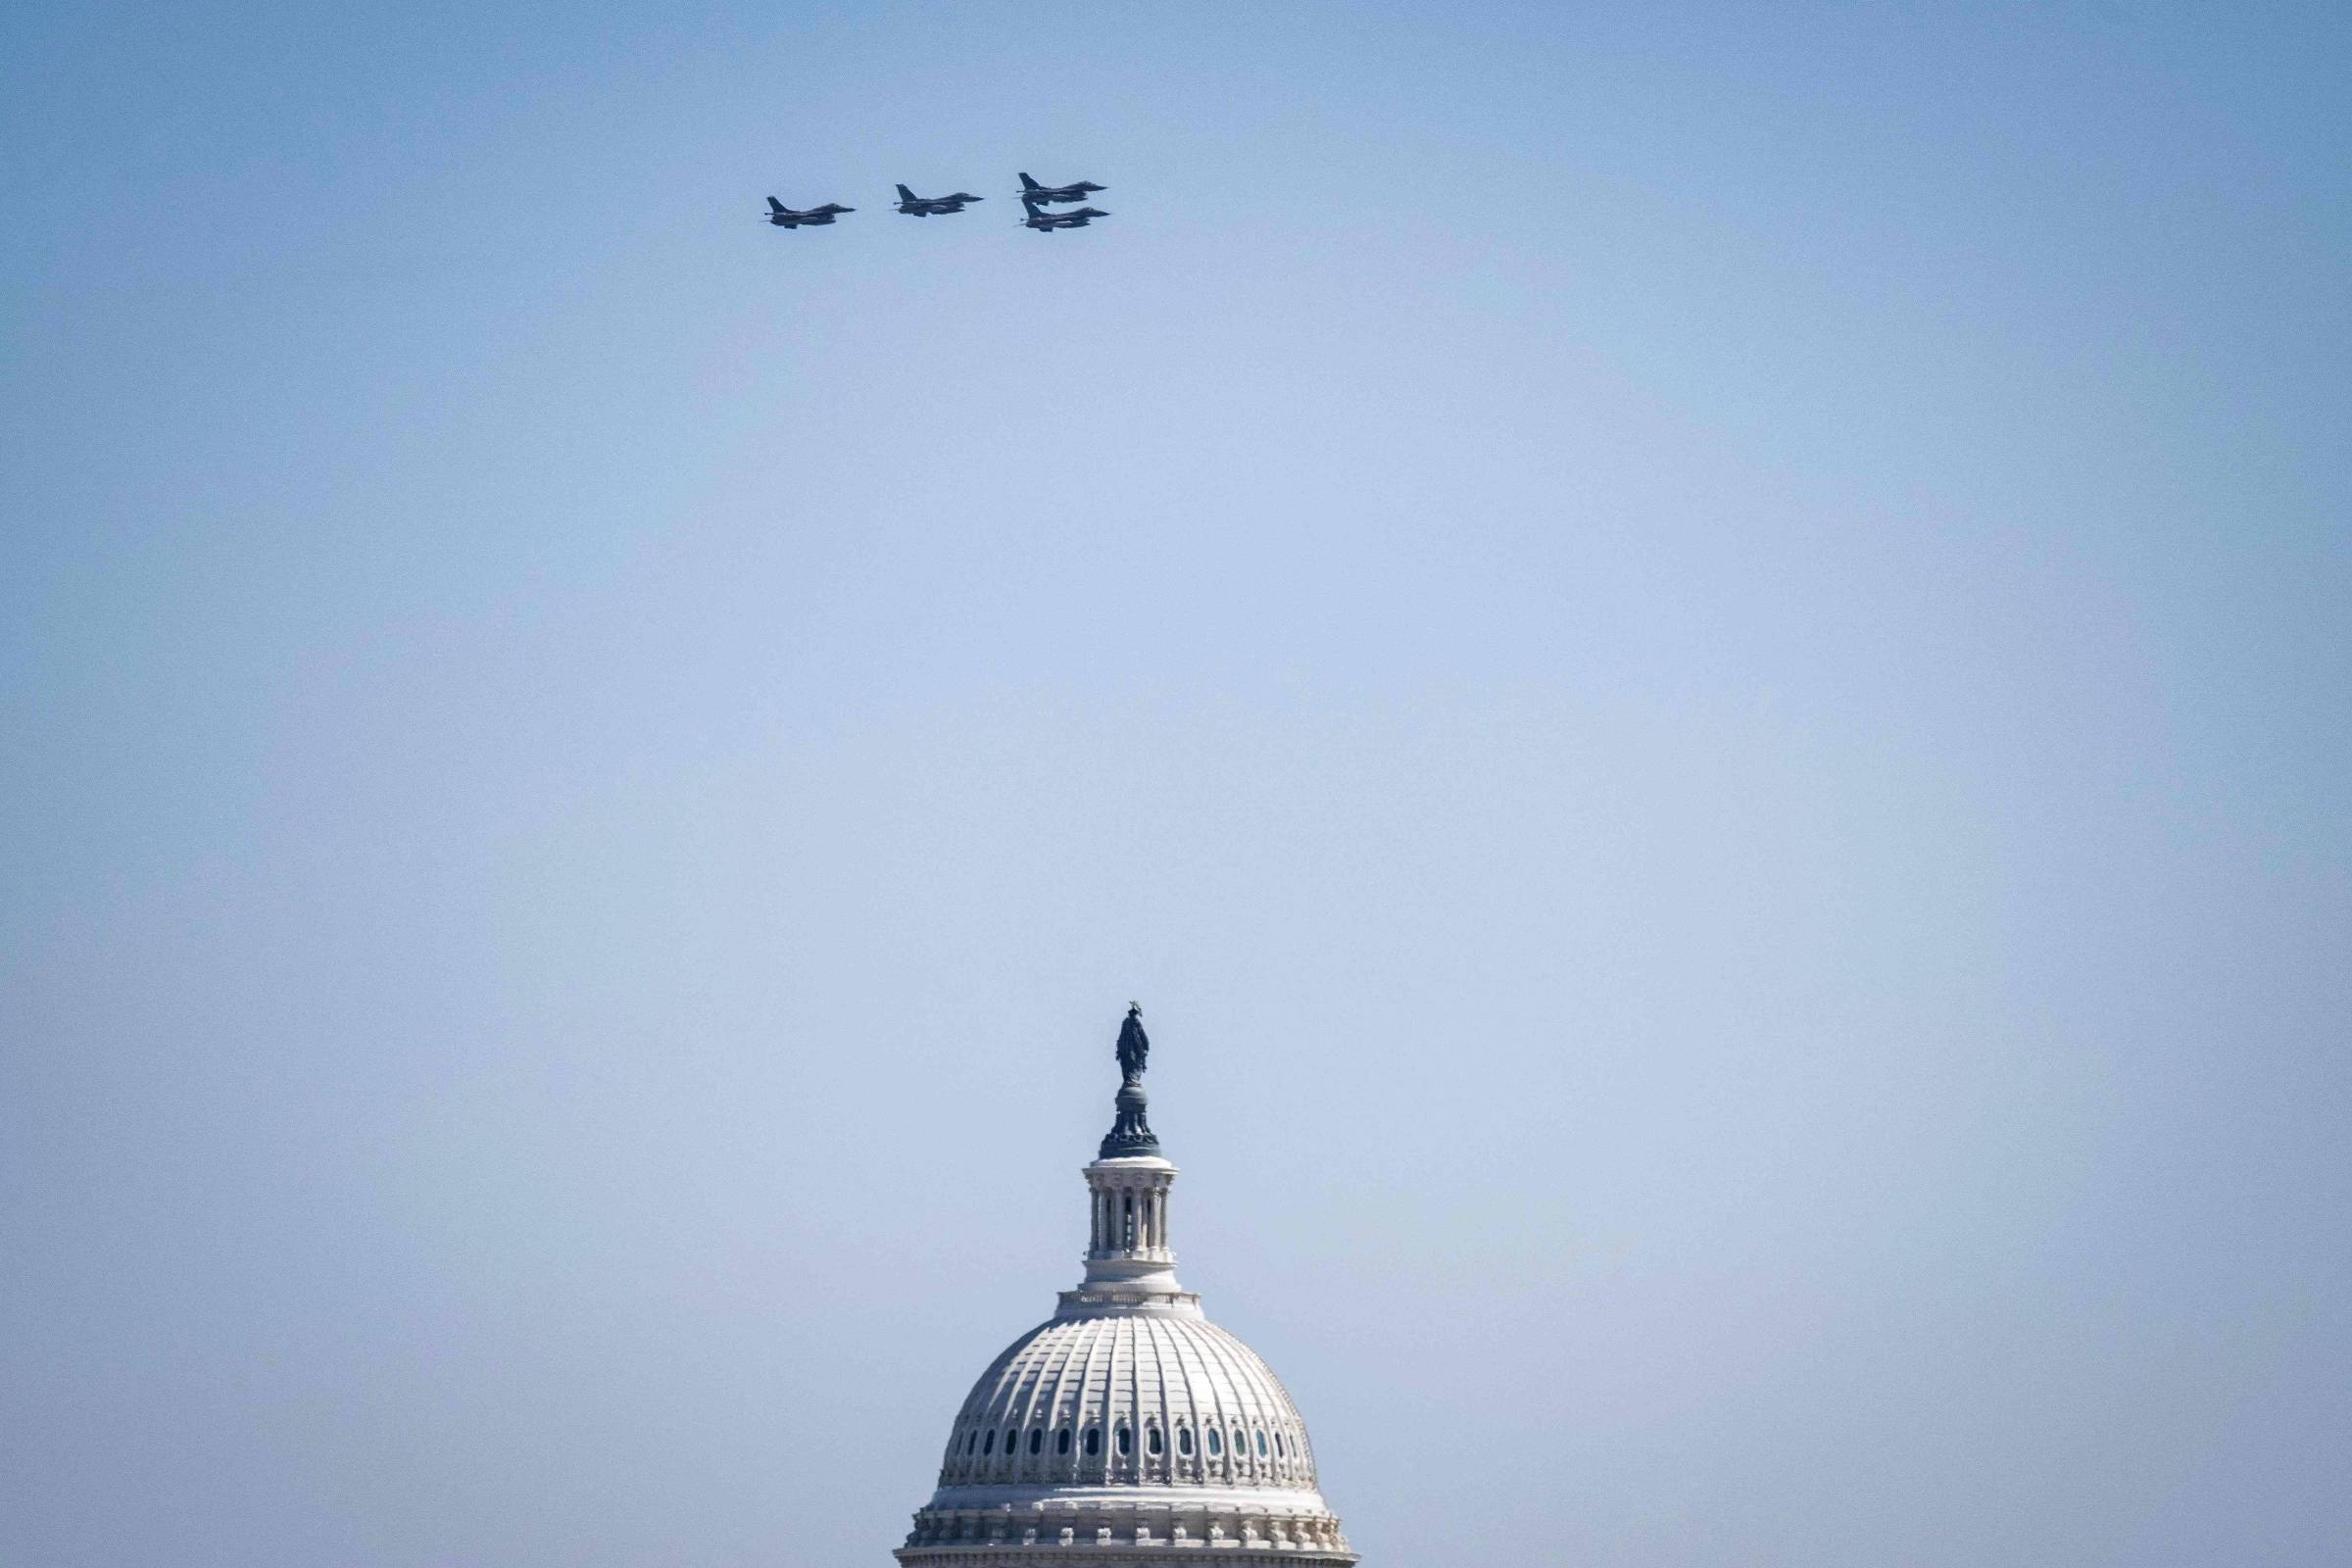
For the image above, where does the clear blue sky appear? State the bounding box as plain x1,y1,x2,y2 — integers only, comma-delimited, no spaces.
3,4,2346,1565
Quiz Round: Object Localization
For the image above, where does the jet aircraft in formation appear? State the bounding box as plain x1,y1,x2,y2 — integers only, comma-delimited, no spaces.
765,197,853,227
760,173,1109,234
1016,172,1106,203
1011,172,1109,234
894,184,983,216
1019,199,1109,232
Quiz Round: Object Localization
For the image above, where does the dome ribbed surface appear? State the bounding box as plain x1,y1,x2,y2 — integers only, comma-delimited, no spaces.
932,1312,1319,1492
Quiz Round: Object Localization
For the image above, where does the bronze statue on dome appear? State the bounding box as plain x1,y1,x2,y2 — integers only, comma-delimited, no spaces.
1099,1003,1160,1159
1114,1003,1150,1083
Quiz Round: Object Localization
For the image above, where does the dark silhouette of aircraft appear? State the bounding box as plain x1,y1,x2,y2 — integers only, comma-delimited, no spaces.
764,196,853,228
893,184,983,216
1017,172,1106,204
1021,197,1109,232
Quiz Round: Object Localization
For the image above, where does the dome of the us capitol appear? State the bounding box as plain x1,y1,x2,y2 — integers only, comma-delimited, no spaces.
894,1007,1358,1566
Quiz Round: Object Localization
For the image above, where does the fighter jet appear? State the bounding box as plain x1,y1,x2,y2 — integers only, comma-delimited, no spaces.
893,184,983,216
1016,172,1107,204
763,196,853,228
1020,197,1109,232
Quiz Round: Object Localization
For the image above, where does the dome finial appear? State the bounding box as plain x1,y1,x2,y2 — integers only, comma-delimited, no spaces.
1099,1003,1160,1158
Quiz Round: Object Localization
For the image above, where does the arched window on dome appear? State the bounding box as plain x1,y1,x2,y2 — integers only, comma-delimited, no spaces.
1055,1428,1071,1455
1083,1427,1100,1456
1273,1431,1285,1456
983,1430,996,1455
1232,1429,1246,1460
1116,1427,1132,1456
1206,1428,1221,1456
1178,1427,1194,1456
1255,1429,1268,1456
1028,1428,1042,1455
1148,1426,1163,1455
965,1430,978,1454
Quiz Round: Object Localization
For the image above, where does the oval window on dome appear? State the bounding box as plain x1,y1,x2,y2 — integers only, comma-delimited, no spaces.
1232,1429,1245,1457
1148,1427,1163,1455
1028,1428,1043,1455
1178,1427,1194,1456
983,1430,996,1455
1206,1429,1221,1456
1056,1428,1071,1455
1273,1431,1285,1456
1083,1428,1100,1456
1116,1427,1132,1456
1255,1430,1268,1456
965,1430,978,1454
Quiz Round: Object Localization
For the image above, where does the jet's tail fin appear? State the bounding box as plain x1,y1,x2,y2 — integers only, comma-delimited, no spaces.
1018,172,1040,190
896,184,915,202
766,196,785,213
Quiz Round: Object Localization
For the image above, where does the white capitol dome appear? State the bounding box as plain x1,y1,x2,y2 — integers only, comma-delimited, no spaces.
895,1010,1358,1567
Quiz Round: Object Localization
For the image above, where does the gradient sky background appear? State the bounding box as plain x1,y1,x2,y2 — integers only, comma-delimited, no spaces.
4,4,2348,1566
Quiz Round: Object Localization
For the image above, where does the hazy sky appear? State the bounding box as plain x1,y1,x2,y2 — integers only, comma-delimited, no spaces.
4,4,2347,1566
